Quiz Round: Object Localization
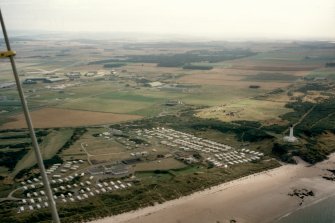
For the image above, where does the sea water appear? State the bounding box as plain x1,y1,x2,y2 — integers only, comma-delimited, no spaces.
277,195,335,223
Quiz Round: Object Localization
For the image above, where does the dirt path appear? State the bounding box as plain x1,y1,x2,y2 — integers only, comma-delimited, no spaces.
283,105,316,134
310,111,335,128
81,143,93,166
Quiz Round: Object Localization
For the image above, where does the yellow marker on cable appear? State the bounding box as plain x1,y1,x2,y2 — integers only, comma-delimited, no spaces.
0,50,16,58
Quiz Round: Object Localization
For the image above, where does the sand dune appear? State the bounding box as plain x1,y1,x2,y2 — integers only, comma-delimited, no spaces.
90,155,335,223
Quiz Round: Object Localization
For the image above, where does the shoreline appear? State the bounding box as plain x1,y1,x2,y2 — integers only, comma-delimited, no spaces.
275,192,335,222
90,155,335,223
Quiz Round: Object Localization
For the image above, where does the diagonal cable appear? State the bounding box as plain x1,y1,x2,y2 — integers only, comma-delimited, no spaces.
0,8,60,223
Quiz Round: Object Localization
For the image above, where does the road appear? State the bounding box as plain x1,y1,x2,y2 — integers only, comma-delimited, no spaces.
81,143,93,165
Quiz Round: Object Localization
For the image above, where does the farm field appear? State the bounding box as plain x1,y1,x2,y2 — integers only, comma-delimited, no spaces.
53,83,263,115
178,72,293,89
57,97,155,114
306,68,335,80
1,39,335,223
0,108,142,129
1,40,334,128
196,98,292,124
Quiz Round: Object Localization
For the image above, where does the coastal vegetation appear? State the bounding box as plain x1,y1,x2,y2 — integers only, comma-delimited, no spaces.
0,160,279,223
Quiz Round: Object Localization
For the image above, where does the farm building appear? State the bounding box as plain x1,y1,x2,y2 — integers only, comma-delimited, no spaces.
0,82,15,89
103,164,130,175
89,163,132,177
66,72,81,79
147,81,163,87
23,77,67,84
86,71,97,77
109,128,123,135
165,100,183,106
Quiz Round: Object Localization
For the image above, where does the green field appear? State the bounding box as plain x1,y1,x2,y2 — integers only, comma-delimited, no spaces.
134,158,187,171
58,97,154,114
243,73,299,82
53,84,264,116
197,98,292,123
190,61,232,68
0,39,335,223
306,68,335,79
39,129,74,159
181,85,264,106
0,138,31,146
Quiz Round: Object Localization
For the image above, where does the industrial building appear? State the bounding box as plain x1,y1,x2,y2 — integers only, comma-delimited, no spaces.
23,77,67,84
89,163,131,177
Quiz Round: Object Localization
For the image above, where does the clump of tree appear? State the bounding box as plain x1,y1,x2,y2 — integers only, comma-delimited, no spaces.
15,166,34,179
282,98,335,136
189,119,273,142
129,138,147,144
43,155,63,169
59,128,87,152
294,144,328,164
0,149,29,171
0,130,48,149
103,63,126,68
182,64,213,70
0,142,31,149
244,73,298,82
297,83,333,93
325,62,335,67
0,133,29,140
35,130,49,137
89,50,256,68
271,143,297,164
261,124,288,134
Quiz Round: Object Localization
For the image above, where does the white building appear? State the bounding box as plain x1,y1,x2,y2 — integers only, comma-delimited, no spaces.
283,125,298,143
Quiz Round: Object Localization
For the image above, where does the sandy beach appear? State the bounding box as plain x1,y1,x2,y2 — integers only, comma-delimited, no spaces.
90,155,335,223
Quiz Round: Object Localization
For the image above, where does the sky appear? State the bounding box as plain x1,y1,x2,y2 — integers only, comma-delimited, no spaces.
1,0,335,40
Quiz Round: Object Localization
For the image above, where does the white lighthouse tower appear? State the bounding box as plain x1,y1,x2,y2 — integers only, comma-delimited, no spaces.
283,125,298,143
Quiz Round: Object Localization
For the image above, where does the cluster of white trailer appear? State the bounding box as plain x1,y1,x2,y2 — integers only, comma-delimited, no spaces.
21,177,43,190
93,180,132,196
20,161,85,191
18,175,132,213
46,160,84,176
136,127,264,168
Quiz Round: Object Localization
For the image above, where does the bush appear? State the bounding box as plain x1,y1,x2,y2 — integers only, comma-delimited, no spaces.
103,63,126,68
43,155,63,169
297,144,328,164
59,128,87,152
0,149,28,171
182,64,213,70
271,143,298,163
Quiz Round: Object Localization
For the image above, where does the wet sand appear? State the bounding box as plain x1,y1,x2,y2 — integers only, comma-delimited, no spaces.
90,155,335,223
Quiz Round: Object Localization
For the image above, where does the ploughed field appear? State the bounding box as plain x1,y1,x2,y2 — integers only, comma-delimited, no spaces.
0,40,335,222
0,108,142,129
